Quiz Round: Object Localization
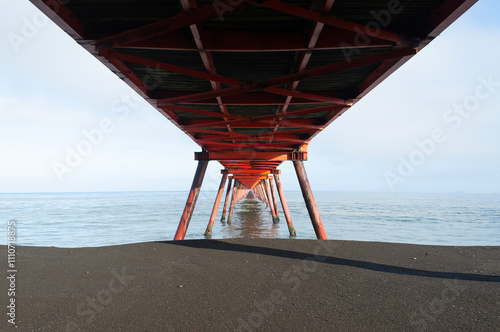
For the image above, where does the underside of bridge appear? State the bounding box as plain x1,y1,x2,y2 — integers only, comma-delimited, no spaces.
32,0,477,239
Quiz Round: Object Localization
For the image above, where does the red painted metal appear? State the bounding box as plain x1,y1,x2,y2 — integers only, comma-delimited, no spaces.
167,105,244,120
268,178,280,224
30,0,86,39
220,178,233,223
174,160,209,240
204,172,228,236
270,0,335,137
259,182,269,208
274,173,296,236
247,0,418,46
96,0,248,50
122,26,393,52
34,0,476,240
101,50,240,87
154,91,345,105
293,160,327,240
195,151,307,161
265,48,417,88
158,48,414,108
419,0,478,38
227,180,240,223
159,87,249,106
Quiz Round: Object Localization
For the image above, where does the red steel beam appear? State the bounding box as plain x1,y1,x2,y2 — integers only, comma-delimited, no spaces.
153,91,346,105
30,0,86,39
263,179,277,221
265,87,349,105
174,159,209,240
226,170,273,175
220,177,233,222
227,180,240,223
179,0,239,145
247,0,419,46
95,0,248,50
268,178,280,223
293,160,327,240
196,133,306,143
204,172,228,236
271,0,335,138
100,50,241,87
195,151,307,161
182,118,321,129
166,104,244,120
121,26,393,52
274,173,296,236
418,0,478,38
196,141,298,149
197,136,306,144
158,48,414,105
265,47,416,88
159,87,249,106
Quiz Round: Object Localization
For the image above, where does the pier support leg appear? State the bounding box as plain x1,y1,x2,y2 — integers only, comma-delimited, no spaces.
260,182,269,207
227,180,239,224
293,160,327,240
263,179,278,224
220,178,233,223
174,160,209,240
205,172,228,236
269,178,280,223
274,173,296,237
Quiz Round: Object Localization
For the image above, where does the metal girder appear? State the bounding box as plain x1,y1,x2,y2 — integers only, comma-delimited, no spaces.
100,50,241,87
265,47,417,88
265,88,350,105
195,151,307,161
165,104,244,120
30,0,86,39
229,175,273,179
271,0,335,137
120,26,393,52
246,0,420,47
182,118,321,129
197,141,298,149
225,170,273,175
415,0,478,38
157,47,414,106
153,91,346,105
31,0,477,241
95,0,248,51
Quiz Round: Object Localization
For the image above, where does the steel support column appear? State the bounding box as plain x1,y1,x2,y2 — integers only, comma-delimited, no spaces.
220,178,233,222
260,182,269,207
263,179,278,224
205,172,228,236
274,173,296,236
293,160,327,240
174,160,209,240
268,178,280,223
227,180,239,223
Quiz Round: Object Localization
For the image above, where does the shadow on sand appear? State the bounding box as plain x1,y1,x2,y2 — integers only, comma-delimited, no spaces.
164,239,500,283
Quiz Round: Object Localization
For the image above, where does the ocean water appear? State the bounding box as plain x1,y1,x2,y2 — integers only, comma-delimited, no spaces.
1,191,499,248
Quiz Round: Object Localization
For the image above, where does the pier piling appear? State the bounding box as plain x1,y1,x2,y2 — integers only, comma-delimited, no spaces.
205,172,228,236
273,173,296,237
174,160,209,240
293,160,327,240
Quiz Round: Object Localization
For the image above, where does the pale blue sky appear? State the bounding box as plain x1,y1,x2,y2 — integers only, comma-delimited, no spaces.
1,0,499,193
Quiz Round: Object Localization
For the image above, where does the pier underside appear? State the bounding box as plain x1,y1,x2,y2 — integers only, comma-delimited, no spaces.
31,0,477,239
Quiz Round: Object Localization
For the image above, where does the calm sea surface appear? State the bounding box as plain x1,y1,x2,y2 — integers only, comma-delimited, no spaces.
1,192,499,247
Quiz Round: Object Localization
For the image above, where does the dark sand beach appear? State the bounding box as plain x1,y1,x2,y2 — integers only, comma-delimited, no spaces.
2,239,499,331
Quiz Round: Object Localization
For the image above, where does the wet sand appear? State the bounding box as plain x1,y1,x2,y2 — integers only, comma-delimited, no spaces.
2,239,499,331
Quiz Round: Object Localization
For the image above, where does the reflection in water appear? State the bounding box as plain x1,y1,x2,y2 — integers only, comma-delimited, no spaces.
221,197,280,238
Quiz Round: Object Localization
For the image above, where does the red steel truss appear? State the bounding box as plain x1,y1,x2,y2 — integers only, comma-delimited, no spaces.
31,0,477,239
